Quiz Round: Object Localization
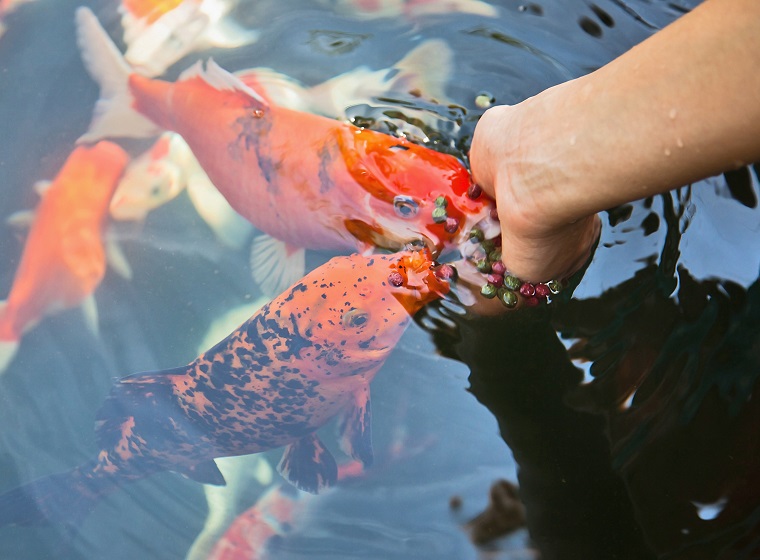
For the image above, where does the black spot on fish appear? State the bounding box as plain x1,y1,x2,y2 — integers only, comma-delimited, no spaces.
358,336,376,349
284,283,308,302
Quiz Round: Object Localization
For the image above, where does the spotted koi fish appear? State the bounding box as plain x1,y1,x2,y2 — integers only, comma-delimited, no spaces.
0,142,129,374
76,7,497,295
0,250,449,527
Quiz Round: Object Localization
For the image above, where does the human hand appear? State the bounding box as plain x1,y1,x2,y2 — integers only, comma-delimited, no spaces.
469,103,600,285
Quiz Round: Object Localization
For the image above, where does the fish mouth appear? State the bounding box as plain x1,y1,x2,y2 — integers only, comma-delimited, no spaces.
388,250,451,314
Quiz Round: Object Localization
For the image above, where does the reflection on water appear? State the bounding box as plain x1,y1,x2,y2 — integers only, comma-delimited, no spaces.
3,0,759,559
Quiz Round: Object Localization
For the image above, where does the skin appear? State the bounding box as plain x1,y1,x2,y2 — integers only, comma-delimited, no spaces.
469,0,760,284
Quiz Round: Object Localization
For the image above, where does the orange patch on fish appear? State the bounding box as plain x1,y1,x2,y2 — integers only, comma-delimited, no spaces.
122,0,184,23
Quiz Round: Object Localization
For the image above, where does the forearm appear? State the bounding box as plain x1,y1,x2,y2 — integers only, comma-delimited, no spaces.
511,0,760,223
470,0,760,283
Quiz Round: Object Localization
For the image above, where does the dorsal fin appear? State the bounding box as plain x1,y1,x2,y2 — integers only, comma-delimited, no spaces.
179,58,267,105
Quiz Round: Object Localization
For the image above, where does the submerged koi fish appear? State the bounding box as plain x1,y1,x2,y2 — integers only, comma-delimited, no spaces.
0,142,129,374
120,0,257,77
110,131,253,249
76,7,497,295
239,37,455,121
208,461,364,560
327,0,499,20
0,250,449,527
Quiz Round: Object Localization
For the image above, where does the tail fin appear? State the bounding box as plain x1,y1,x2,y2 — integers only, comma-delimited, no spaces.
0,461,117,528
75,6,159,143
0,339,19,376
0,301,20,375
391,39,453,102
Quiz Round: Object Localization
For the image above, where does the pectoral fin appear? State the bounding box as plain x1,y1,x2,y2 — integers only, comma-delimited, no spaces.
178,459,227,486
81,294,99,336
105,237,133,280
338,385,374,467
250,235,305,297
277,433,337,494
5,210,35,230
33,180,53,196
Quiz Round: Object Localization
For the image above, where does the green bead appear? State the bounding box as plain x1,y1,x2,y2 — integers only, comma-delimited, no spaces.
480,283,497,299
434,195,448,208
475,259,492,273
500,289,518,308
469,228,484,242
503,275,521,291
488,249,502,262
547,280,562,294
432,207,448,223
481,239,495,253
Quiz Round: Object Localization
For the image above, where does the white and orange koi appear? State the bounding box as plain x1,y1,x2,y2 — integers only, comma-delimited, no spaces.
120,0,258,77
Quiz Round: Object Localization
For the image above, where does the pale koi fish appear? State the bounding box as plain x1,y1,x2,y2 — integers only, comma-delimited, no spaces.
120,0,258,77
325,0,499,20
110,131,253,250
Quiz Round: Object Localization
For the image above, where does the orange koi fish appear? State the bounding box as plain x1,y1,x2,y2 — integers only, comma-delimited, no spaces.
0,250,450,527
120,0,258,77
0,142,129,374
110,37,455,221
76,7,498,294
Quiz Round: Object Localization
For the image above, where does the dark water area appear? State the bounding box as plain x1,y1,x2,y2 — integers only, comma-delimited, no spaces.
2,0,759,559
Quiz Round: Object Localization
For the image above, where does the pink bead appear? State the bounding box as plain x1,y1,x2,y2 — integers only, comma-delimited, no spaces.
519,282,535,297
523,296,540,307
388,272,404,287
435,264,457,280
490,207,499,221
444,217,459,233
486,273,504,288
467,184,483,199
535,283,551,298
491,260,506,276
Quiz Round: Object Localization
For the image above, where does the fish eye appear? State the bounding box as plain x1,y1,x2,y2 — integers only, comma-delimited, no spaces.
393,195,419,218
342,308,369,328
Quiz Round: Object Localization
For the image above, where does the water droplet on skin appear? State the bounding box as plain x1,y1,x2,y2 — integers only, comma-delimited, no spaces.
668,108,677,119
569,135,577,146
664,148,671,156
676,138,684,148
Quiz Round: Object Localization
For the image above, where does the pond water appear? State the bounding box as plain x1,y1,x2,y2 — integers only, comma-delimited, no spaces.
2,0,759,559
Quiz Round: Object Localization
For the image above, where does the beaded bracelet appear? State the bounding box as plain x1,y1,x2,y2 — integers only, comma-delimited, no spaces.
467,227,562,308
